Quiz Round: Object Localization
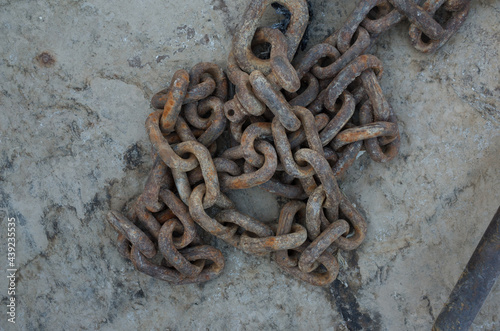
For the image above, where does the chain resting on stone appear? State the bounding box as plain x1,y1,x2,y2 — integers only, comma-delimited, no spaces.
106,0,471,286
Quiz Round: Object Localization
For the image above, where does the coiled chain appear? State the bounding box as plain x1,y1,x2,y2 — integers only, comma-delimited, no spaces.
107,0,470,286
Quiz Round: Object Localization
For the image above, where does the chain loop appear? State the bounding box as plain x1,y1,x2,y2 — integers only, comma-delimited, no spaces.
107,0,472,286
232,0,309,74
408,0,470,53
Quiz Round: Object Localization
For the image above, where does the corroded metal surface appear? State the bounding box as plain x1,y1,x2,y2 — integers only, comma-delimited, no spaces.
106,0,472,286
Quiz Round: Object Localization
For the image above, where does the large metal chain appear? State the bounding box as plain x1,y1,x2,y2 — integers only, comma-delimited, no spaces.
107,0,471,286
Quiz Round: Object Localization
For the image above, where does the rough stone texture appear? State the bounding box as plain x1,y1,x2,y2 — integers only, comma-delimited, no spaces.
0,0,499,330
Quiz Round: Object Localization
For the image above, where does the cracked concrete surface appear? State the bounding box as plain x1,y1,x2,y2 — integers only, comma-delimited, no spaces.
0,0,499,330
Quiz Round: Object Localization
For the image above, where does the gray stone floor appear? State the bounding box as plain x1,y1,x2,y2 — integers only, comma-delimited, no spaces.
0,0,499,330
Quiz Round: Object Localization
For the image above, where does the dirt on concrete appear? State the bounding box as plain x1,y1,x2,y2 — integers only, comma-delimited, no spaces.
0,0,499,330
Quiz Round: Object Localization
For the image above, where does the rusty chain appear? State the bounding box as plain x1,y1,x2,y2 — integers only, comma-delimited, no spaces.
106,0,471,286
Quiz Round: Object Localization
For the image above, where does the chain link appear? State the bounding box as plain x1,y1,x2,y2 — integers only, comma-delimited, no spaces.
107,0,471,286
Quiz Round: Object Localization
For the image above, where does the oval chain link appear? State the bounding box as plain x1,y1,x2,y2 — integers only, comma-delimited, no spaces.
106,0,471,286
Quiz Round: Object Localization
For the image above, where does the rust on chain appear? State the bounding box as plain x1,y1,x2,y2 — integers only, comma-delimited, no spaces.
220,141,278,190
319,91,356,146
274,201,341,286
216,210,274,239
240,223,307,255
232,0,309,74
184,102,210,130
443,0,470,11
154,208,176,224
389,0,447,41
408,0,470,53
272,117,314,178
330,192,368,251
305,185,329,240
189,184,240,247
107,0,472,286
171,168,192,206
174,116,198,143
252,27,301,92
331,141,363,177
315,28,372,79
293,106,324,154
332,121,399,150
360,69,391,121
130,197,162,240
195,97,227,147
359,100,400,162
130,244,225,284
147,110,199,171
298,175,317,196
189,62,228,101
257,177,309,200
116,233,132,259
227,52,266,116
250,70,301,131
151,76,215,110
240,122,273,168
231,116,260,142
276,244,341,286
288,113,329,149
165,127,205,144
324,54,384,111
336,0,381,53
224,98,248,123
361,1,405,35
287,73,320,107
185,157,242,183
298,219,350,273
158,218,205,276
159,189,199,249
152,62,227,109
294,43,341,80
160,69,189,133
139,155,171,212
171,141,220,208
107,211,157,259
295,148,341,209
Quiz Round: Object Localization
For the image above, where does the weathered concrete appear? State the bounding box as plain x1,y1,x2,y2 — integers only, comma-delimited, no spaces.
0,0,498,330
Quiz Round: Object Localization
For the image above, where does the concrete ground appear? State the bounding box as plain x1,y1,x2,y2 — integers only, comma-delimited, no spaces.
0,0,499,330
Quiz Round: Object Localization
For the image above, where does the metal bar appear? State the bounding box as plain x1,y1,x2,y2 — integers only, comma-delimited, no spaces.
433,206,500,330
